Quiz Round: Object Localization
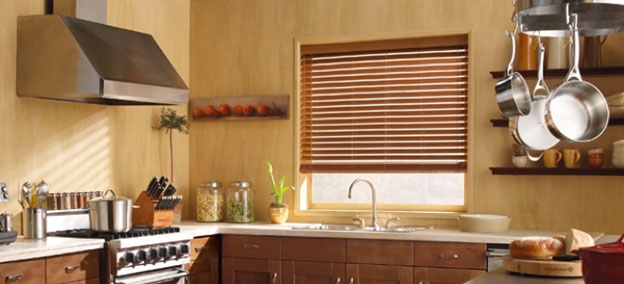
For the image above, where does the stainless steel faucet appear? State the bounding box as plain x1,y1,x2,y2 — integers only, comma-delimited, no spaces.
348,178,380,231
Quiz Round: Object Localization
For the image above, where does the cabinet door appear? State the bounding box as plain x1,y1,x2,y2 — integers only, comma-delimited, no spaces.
283,261,345,284
0,258,45,284
346,264,412,284
46,250,100,284
186,256,219,284
222,257,282,284
413,267,485,284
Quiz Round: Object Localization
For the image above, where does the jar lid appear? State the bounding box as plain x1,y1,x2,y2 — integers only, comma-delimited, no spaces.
229,181,241,187
240,181,251,188
202,181,221,188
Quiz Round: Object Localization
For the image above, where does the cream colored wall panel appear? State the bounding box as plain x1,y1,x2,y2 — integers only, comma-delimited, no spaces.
190,0,624,232
0,0,190,220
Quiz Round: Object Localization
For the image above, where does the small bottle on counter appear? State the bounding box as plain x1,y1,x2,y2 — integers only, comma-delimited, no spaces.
197,181,225,222
226,181,255,223
62,192,71,210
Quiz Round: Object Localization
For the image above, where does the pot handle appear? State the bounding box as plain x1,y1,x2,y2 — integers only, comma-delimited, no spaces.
526,150,544,162
103,189,116,198
504,23,518,78
565,13,582,82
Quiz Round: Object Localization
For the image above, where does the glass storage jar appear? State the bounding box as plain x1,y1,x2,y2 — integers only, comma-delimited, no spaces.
196,181,225,222
226,181,255,223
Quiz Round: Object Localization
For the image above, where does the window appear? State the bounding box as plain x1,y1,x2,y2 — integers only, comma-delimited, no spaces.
298,35,468,211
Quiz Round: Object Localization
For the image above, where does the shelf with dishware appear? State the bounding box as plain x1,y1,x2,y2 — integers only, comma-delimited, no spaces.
489,117,624,127
489,167,624,176
490,66,624,79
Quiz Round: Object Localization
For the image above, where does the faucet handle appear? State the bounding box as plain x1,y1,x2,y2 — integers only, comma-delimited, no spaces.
385,217,400,228
352,217,366,229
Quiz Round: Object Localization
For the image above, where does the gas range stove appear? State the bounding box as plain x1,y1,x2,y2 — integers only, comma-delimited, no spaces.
51,227,192,284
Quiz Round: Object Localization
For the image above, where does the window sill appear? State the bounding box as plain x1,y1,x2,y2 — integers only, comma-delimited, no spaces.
292,208,462,220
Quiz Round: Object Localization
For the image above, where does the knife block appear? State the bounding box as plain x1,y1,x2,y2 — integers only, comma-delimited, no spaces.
132,191,173,227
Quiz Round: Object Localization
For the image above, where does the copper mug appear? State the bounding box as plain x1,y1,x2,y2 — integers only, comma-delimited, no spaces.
588,148,604,169
543,149,563,168
563,149,582,168
518,34,537,70
582,36,607,68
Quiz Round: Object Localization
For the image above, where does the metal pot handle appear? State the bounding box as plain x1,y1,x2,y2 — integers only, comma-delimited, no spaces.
504,22,518,78
565,13,582,82
103,189,116,198
533,40,549,99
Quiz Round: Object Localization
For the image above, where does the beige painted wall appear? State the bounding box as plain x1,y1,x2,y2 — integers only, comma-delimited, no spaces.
190,0,624,233
0,0,191,223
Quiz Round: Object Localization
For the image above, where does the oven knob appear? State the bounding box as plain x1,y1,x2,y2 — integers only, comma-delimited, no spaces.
137,250,147,262
149,248,158,261
168,246,178,258
180,244,190,255
158,247,168,259
123,252,135,265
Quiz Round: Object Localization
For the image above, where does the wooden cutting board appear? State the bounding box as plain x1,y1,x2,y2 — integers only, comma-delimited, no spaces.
503,256,583,278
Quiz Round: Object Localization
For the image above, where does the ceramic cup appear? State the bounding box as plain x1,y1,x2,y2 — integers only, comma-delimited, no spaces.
543,149,563,168
563,149,582,168
512,156,529,168
588,153,605,169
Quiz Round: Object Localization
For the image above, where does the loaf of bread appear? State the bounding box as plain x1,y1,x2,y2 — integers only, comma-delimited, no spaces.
566,229,595,254
510,237,565,259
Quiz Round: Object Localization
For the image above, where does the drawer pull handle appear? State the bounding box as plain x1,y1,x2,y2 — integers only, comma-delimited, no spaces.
439,253,460,259
349,277,354,284
243,244,260,249
272,272,278,284
335,277,341,284
194,246,206,252
5,274,23,282
65,264,81,273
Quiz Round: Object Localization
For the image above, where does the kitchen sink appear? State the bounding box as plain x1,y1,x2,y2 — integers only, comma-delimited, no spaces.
291,224,433,233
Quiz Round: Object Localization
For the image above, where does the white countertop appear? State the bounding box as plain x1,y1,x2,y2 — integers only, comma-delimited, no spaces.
178,221,605,244
0,236,104,263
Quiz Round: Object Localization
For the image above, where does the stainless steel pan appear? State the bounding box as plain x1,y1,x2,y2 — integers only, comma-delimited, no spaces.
545,14,609,143
510,41,559,160
495,21,532,117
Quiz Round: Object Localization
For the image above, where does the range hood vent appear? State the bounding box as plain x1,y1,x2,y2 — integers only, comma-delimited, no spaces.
17,15,188,105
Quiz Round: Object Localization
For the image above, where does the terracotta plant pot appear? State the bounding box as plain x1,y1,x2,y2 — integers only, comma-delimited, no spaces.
268,203,289,224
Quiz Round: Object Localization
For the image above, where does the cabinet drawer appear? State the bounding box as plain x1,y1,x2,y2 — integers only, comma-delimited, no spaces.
190,236,219,261
0,258,45,284
413,242,486,270
282,237,345,262
347,239,413,266
414,267,485,284
46,250,100,284
223,235,281,260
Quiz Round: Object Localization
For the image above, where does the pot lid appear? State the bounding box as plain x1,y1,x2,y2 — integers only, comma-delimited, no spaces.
577,235,624,254
89,189,130,202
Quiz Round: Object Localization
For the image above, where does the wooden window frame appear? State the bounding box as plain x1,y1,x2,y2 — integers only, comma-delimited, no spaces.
293,30,476,217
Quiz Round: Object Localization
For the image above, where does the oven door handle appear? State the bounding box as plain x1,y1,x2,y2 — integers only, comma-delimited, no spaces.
115,270,188,284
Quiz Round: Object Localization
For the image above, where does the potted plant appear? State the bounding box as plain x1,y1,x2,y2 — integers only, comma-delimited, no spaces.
266,161,294,224
156,107,190,183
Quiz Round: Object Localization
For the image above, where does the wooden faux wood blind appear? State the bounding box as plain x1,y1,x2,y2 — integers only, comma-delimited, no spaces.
299,35,468,173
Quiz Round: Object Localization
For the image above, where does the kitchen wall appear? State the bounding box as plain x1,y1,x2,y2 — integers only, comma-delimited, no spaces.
0,0,191,220
189,0,624,233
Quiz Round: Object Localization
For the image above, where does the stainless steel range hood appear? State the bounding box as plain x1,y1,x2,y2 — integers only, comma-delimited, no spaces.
17,15,189,105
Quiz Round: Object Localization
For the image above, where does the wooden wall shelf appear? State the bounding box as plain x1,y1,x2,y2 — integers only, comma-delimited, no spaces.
489,167,624,176
490,118,624,127
490,66,624,79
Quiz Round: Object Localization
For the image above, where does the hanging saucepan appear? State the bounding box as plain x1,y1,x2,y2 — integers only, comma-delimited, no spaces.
509,40,560,161
545,14,609,143
495,19,532,117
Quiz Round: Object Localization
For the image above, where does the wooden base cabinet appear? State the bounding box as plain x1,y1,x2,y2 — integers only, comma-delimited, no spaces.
187,236,220,284
413,267,485,284
282,261,344,284
0,258,45,284
346,264,413,284
222,257,282,284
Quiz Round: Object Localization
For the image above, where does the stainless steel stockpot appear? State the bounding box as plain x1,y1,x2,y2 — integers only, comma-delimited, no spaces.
88,189,136,232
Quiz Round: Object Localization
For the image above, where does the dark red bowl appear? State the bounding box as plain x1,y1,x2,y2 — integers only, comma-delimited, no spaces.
576,235,624,284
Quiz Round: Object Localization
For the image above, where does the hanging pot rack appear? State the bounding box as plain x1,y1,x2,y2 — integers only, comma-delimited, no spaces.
515,0,624,37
